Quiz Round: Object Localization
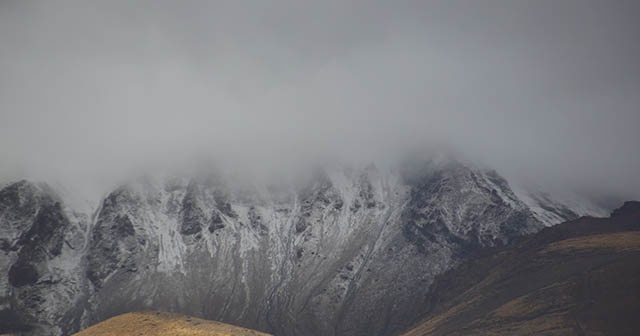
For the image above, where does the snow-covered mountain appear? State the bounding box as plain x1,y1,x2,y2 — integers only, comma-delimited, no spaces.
0,157,609,336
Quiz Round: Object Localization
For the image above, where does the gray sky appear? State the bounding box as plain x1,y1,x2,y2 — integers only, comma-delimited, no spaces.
1,0,639,200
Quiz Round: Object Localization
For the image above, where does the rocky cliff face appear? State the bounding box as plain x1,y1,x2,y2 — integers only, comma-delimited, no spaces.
0,158,604,336
0,181,90,335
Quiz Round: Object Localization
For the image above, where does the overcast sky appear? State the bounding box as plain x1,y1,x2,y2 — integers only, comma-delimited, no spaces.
1,0,639,200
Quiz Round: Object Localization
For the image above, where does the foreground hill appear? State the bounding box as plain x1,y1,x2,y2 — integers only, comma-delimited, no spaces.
401,201,640,336
73,311,271,336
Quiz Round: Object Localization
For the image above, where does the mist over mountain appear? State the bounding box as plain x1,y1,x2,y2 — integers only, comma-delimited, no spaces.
1,0,639,203
1,1,639,336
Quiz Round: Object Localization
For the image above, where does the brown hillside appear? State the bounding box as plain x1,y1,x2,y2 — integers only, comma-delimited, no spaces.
401,201,640,336
73,311,271,336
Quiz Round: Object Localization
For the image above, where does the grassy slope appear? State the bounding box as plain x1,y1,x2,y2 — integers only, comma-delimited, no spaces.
401,203,640,336
73,311,271,336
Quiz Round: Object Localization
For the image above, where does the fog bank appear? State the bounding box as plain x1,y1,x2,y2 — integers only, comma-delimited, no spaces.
1,0,639,201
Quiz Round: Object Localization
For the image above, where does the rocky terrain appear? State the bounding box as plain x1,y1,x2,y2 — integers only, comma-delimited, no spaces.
401,201,640,336
0,156,607,336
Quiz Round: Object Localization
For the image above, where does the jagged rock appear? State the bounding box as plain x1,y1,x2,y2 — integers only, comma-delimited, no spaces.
0,158,609,336
208,212,225,233
0,181,88,335
8,263,39,287
611,200,640,217
113,214,135,236
180,182,205,235
295,220,307,233
402,159,541,253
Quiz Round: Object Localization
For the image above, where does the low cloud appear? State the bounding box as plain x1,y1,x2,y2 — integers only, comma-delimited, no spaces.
1,0,639,200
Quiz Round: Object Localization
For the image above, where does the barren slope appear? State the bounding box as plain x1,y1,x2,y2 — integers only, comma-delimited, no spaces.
73,311,271,336
402,201,640,336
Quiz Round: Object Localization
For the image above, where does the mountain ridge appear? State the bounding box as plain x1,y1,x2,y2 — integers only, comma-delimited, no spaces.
0,158,610,336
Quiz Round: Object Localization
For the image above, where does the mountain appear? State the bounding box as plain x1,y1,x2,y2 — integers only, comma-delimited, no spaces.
401,201,640,336
0,181,90,335
73,311,271,336
0,157,607,336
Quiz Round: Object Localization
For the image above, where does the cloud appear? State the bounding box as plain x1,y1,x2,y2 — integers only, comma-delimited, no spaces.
1,0,639,200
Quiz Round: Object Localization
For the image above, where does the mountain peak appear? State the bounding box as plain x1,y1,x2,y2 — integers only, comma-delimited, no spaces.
611,201,640,218
0,161,615,336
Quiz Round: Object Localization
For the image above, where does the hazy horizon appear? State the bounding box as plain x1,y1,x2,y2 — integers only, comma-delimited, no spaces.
1,0,639,202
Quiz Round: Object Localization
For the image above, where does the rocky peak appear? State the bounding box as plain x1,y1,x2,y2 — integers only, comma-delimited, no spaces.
0,180,66,252
180,181,206,235
0,180,88,335
402,159,541,253
611,200,640,218
0,180,41,212
0,159,609,336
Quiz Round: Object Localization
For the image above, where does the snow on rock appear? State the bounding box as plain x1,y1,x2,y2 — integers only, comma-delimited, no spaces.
511,182,609,226
0,158,608,336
